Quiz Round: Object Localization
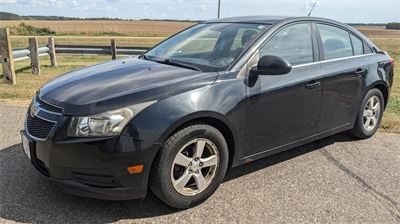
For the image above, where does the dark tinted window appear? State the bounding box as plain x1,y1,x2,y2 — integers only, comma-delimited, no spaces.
364,43,373,54
350,34,363,55
318,24,353,60
260,23,313,66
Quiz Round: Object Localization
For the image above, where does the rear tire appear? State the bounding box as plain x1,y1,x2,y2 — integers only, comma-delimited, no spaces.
150,124,229,209
350,88,384,139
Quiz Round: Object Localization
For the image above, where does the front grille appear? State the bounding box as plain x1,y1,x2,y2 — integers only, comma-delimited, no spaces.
37,97,63,113
26,110,55,139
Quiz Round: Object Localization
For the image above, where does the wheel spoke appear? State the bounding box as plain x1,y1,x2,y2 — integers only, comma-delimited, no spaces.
368,98,374,109
173,171,192,191
174,153,192,167
372,102,380,112
363,110,370,117
194,140,206,158
364,117,371,127
193,173,207,192
370,116,377,126
200,155,218,168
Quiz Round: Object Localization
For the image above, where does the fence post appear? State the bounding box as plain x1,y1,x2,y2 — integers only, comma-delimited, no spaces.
48,37,57,67
111,39,117,60
29,37,40,75
0,28,16,85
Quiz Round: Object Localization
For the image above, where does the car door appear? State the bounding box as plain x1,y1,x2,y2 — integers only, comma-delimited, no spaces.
243,23,323,158
316,24,371,132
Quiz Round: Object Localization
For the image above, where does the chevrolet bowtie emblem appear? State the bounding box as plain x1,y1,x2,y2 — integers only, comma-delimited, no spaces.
30,104,39,117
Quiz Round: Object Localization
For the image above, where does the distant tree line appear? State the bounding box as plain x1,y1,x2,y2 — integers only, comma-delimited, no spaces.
0,11,200,22
385,22,400,30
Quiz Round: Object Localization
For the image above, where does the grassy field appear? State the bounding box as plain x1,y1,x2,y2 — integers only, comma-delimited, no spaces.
0,22,399,133
0,20,195,37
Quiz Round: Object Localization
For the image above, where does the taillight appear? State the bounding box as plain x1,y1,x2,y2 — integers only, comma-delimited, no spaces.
390,58,395,68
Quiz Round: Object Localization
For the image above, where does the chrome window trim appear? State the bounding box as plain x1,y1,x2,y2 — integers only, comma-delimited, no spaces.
238,52,376,78
292,53,376,68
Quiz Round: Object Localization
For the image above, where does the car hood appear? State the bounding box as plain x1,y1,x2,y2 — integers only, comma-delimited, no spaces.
39,58,218,115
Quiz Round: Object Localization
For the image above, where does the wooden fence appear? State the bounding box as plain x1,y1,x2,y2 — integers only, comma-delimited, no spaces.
0,27,149,85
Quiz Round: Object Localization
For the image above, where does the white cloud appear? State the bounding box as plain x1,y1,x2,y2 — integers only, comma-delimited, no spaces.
197,4,207,11
14,0,65,8
71,0,79,8
0,0,16,3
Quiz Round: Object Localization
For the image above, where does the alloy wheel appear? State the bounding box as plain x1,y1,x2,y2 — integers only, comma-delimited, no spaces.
363,95,381,131
170,138,220,196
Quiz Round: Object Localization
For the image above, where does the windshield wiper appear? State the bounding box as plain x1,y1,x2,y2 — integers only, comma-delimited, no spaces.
139,54,150,60
153,58,202,71
164,59,202,71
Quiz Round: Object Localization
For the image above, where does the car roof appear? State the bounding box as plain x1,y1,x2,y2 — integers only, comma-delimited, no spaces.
205,15,291,24
205,16,342,25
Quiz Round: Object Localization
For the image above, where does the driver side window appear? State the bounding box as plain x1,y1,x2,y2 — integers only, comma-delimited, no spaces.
259,23,314,66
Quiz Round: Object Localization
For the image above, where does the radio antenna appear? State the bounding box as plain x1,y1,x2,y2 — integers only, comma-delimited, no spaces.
307,1,318,17
217,0,221,18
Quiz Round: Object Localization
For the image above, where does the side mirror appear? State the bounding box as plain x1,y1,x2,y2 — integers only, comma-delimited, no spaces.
251,55,292,75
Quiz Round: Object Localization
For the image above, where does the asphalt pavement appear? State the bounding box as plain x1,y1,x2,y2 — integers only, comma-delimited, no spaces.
0,104,399,223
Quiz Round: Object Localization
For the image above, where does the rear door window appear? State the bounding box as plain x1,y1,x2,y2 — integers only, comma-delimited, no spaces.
350,34,363,55
318,24,353,60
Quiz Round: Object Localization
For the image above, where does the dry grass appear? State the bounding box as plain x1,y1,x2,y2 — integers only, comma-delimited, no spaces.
0,20,195,37
10,36,164,48
0,54,110,103
355,26,400,38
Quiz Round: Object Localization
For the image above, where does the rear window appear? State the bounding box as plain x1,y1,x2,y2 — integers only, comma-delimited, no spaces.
350,34,363,55
318,24,353,60
364,44,373,54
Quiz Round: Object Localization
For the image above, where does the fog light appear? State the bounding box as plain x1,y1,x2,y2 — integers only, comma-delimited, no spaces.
127,165,144,174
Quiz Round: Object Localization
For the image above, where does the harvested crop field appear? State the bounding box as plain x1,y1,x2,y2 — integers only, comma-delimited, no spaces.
0,20,195,37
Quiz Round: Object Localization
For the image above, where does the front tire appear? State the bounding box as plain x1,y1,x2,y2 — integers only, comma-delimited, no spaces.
350,88,384,139
150,124,229,209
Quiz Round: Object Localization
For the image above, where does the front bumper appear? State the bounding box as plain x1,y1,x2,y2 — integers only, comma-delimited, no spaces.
21,111,160,200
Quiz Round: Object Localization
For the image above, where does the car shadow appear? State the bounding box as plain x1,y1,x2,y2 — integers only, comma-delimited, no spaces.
0,133,356,223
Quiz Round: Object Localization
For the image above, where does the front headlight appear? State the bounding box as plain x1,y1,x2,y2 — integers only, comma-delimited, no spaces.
67,101,156,137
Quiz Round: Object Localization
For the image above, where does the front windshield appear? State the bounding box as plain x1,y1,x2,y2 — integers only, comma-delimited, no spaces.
144,22,269,72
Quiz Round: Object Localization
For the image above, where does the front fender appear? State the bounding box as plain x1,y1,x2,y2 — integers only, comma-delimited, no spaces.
119,76,247,167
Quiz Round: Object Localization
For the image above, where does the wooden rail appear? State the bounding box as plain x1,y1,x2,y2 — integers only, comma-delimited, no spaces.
0,27,150,85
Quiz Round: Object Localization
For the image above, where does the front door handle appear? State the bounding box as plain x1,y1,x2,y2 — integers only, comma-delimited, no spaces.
305,81,320,89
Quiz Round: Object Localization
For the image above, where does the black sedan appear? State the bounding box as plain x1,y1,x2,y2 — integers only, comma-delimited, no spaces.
21,16,394,208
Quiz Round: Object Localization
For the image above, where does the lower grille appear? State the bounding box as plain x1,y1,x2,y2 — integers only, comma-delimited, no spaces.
71,173,121,188
26,110,55,139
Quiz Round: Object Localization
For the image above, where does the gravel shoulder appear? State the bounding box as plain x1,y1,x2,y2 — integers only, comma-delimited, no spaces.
0,104,399,223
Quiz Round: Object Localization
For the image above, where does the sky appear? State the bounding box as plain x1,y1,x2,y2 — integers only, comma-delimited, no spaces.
0,0,399,23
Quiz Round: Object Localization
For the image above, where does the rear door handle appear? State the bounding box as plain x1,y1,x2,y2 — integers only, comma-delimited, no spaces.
305,81,320,89
355,68,367,77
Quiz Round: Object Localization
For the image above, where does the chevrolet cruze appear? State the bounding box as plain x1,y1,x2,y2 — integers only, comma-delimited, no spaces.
21,16,394,208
